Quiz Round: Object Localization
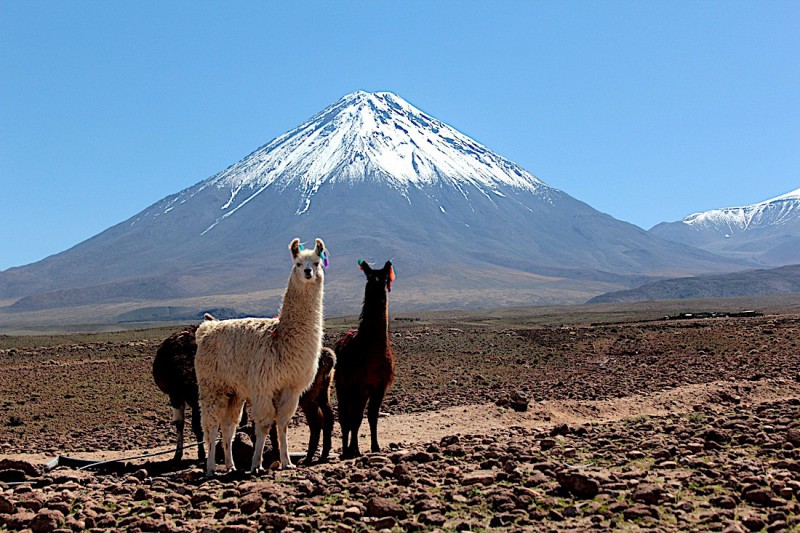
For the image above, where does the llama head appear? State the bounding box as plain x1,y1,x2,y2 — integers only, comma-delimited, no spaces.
290,238,328,284
358,259,395,293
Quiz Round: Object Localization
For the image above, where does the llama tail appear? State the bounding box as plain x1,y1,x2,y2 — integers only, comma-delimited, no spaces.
204,313,218,322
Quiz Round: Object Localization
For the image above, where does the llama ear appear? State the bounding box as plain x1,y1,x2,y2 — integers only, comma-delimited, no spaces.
358,259,372,274
290,238,301,259
314,238,328,267
385,261,395,292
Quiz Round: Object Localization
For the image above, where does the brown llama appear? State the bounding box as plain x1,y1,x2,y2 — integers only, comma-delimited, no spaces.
334,259,396,458
152,324,205,463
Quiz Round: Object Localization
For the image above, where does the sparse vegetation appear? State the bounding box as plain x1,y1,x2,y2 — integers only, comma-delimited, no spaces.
0,308,798,530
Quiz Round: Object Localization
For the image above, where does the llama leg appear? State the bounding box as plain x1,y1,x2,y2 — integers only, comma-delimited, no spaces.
345,393,369,458
368,387,388,453
320,399,335,462
250,401,276,473
337,388,354,458
190,405,206,463
221,397,244,472
171,402,186,462
201,408,220,478
251,423,270,474
275,389,300,469
268,422,279,465
302,405,322,465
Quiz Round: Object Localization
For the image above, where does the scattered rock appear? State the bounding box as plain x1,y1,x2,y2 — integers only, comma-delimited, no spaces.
0,459,40,477
365,496,408,519
743,488,776,506
29,509,64,533
461,470,496,486
238,492,263,515
0,493,15,513
631,483,663,505
556,471,600,499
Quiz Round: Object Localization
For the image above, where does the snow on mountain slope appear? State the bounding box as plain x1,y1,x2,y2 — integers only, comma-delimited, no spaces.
650,187,800,266
680,188,800,234
153,91,549,234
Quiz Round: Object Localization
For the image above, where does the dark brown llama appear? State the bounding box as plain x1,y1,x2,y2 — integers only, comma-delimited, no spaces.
152,325,205,463
335,259,396,458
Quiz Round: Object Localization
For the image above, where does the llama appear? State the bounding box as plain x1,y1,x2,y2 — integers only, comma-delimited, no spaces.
153,315,334,465
268,347,336,464
152,324,204,463
195,238,327,476
334,259,395,458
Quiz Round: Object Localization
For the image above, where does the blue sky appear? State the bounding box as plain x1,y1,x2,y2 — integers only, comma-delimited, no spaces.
1,1,798,270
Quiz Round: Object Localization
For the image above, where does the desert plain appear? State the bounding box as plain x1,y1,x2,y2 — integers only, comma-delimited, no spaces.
1,296,800,532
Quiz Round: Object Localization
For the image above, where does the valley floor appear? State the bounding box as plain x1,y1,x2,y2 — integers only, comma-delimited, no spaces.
1,310,800,531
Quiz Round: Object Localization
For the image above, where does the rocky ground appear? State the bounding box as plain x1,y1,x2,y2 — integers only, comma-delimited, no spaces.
1,309,800,531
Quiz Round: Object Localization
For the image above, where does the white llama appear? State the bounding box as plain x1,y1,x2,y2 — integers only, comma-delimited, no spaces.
194,238,327,476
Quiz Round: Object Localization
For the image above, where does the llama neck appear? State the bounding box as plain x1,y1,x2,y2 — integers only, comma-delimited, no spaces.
358,288,388,339
279,276,324,336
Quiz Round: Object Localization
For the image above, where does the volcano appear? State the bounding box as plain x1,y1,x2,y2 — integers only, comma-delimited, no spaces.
0,91,742,326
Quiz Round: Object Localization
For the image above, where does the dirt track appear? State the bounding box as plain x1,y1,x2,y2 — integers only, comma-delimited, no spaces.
1,312,800,531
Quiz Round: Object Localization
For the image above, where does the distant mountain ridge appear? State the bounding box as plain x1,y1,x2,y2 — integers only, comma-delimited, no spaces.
0,91,745,326
588,264,800,304
650,188,800,266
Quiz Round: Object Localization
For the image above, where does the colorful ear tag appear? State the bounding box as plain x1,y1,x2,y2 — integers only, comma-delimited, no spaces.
298,243,305,251
357,259,365,271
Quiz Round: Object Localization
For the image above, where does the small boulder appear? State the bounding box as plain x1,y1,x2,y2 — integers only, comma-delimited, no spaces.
29,509,64,533
786,428,800,447
0,459,40,477
556,471,600,499
631,483,663,505
0,493,15,513
461,470,496,487
238,492,263,515
365,496,408,519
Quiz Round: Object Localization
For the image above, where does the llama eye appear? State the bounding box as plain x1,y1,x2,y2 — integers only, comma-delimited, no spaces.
296,263,302,267
314,262,319,267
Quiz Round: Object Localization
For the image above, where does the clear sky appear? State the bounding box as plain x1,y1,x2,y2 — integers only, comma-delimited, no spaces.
1,1,798,271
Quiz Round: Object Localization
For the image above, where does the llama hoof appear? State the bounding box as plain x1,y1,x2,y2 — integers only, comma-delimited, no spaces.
251,467,266,476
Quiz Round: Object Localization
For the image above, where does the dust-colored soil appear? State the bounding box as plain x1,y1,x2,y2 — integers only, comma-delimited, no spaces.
1,311,799,531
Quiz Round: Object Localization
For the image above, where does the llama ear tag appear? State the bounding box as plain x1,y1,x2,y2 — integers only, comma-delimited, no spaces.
357,259,365,271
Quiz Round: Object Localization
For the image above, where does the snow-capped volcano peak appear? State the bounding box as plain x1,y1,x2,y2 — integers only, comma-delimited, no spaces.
682,187,800,231
197,90,547,216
